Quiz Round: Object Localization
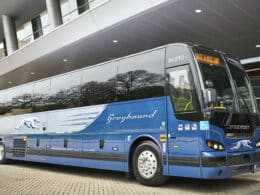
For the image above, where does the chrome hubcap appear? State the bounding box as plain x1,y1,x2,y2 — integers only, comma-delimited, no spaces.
0,145,4,161
137,150,157,179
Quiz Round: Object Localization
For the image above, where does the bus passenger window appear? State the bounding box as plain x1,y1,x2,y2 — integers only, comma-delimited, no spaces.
167,66,197,113
116,49,165,101
48,71,82,110
80,63,117,106
11,84,34,115
32,79,51,112
0,90,13,116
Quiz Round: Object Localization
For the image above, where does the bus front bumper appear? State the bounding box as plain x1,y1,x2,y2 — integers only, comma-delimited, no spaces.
201,151,260,179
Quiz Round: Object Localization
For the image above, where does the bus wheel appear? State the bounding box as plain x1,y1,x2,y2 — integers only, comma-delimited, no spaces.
0,144,6,164
133,141,168,186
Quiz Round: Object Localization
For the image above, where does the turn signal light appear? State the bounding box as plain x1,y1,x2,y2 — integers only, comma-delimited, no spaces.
206,140,224,151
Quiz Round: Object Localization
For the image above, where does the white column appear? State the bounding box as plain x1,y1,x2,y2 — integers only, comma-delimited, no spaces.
46,0,63,29
1,15,18,55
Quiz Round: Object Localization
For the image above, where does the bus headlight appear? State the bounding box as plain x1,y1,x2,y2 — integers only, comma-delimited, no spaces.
207,140,225,151
256,140,260,148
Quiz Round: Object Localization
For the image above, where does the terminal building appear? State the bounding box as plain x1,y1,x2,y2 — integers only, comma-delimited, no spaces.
0,0,259,106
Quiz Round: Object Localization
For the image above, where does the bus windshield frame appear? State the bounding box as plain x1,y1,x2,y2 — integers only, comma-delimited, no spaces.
192,47,257,115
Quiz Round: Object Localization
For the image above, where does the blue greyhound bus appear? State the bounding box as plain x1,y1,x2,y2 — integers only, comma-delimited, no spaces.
0,43,259,186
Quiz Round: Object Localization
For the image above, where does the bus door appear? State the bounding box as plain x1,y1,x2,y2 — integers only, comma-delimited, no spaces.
166,65,202,177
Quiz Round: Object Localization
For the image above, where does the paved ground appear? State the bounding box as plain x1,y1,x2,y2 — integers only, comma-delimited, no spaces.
0,162,259,195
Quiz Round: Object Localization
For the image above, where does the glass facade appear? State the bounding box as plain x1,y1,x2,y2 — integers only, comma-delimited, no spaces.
40,11,51,34
32,16,43,40
61,0,79,24
60,0,108,24
0,0,107,58
17,21,34,49
77,0,89,14
89,0,106,9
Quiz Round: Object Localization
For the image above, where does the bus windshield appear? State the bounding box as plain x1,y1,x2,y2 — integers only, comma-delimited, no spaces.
194,50,234,111
194,49,257,114
225,57,257,113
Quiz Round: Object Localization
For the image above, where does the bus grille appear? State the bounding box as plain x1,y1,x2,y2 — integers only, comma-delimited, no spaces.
13,139,26,157
232,165,251,173
227,154,250,165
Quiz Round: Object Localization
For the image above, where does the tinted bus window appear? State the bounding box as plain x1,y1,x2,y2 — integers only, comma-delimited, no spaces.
49,71,82,110
80,63,117,106
167,65,197,112
0,89,13,116
11,84,34,115
116,49,165,101
32,79,51,112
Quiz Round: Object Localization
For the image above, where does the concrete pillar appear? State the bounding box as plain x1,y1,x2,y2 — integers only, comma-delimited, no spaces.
1,15,18,55
46,0,63,29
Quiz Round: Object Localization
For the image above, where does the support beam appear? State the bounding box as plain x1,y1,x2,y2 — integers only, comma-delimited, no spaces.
46,0,63,29
1,15,18,55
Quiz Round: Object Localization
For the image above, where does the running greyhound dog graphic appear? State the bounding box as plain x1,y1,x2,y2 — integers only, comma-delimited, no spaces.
230,140,252,150
16,117,40,129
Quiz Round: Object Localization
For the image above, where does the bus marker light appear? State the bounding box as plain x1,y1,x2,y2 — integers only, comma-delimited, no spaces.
256,140,260,148
112,147,119,151
160,134,167,143
163,143,167,153
173,145,179,149
23,136,27,142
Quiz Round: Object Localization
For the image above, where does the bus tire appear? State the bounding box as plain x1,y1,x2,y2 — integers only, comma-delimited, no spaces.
0,143,6,164
133,141,168,186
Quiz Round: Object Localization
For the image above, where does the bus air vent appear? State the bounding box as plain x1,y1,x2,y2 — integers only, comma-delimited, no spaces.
13,139,26,157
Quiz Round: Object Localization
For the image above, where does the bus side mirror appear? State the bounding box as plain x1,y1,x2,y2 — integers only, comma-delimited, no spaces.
204,88,217,105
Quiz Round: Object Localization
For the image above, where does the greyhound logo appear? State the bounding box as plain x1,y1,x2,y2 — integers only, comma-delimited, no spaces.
16,117,40,129
230,140,252,150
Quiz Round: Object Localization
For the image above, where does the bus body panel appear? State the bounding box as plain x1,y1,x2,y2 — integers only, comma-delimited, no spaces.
3,97,167,173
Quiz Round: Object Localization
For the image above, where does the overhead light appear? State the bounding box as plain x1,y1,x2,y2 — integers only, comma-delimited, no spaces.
63,59,68,62
8,81,12,84
195,9,202,14
30,72,35,75
256,45,260,48
113,40,118,43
